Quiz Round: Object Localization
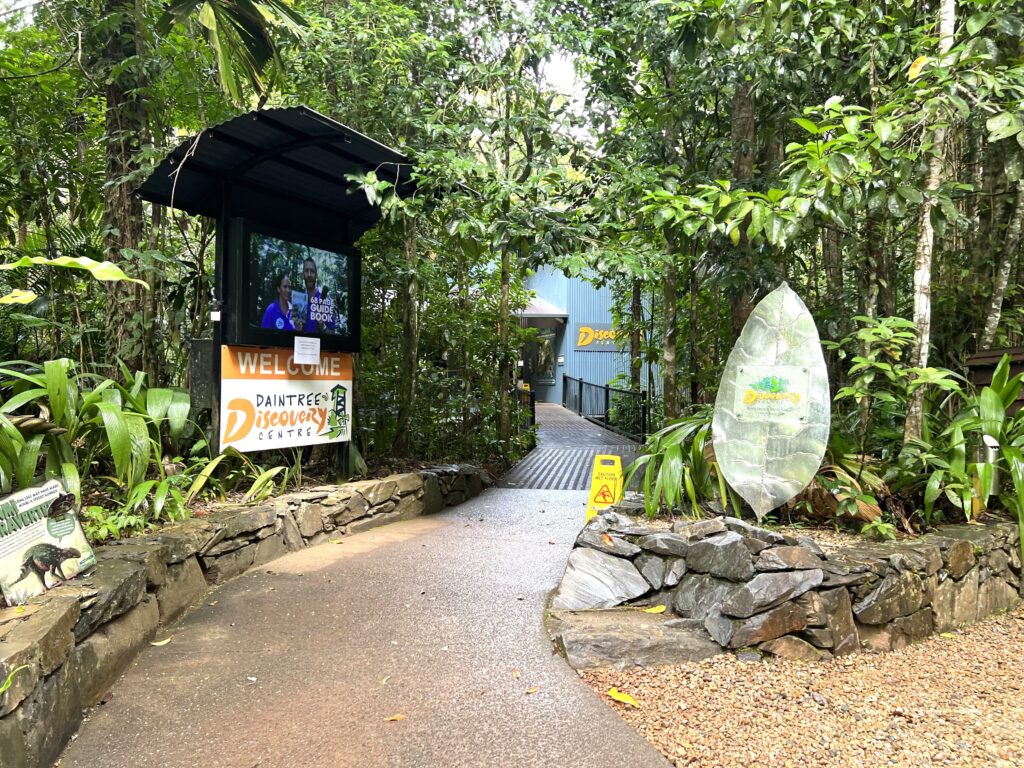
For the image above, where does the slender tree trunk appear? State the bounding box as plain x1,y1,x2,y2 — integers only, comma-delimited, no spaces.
979,181,1024,350
905,0,956,444
102,0,147,373
497,242,512,444
662,245,679,419
822,225,843,303
730,81,756,337
630,278,642,392
392,214,420,456
689,262,700,405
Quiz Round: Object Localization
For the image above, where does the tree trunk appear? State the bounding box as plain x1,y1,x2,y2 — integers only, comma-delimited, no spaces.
822,225,843,304
630,278,642,392
497,242,512,444
662,247,679,420
730,81,756,337
102,0,148,374
392,214,420,456
979,181,1024,351
689,262,700,405
904,0,956,444
863,212,882,320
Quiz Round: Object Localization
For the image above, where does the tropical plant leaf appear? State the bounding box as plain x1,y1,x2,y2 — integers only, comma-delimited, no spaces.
15,433,44,488
0,289,38,304
0,388,47,413
42,359,71,428
978,387,1004,439
0,255,148,287
166,389,191,440
94,402,133,483
185,452,229,504
145,387,174,425
242,465,285,503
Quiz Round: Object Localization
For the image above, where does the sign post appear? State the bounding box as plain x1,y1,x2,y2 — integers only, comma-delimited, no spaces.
136,107,415,466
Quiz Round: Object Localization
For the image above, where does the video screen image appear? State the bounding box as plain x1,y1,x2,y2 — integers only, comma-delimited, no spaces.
249,232,350,336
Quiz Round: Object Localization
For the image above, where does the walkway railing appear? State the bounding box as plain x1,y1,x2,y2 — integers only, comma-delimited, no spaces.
562,375,649,442
515,385,537,447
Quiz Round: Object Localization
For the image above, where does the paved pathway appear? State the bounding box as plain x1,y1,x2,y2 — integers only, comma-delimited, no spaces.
58,413,666,768
499,404,640,490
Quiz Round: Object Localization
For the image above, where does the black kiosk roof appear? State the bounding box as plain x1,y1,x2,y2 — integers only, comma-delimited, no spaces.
136,106,413,247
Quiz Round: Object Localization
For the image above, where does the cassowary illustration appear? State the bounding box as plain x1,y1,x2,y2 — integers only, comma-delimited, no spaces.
11,543,80,591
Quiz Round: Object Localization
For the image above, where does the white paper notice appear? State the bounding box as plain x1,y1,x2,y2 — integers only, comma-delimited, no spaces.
293,336,321,365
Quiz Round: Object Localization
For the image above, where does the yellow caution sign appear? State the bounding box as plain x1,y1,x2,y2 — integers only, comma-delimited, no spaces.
586,455,624,522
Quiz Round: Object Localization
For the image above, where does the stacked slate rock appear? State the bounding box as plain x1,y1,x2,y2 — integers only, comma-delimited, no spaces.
549,504,1022,669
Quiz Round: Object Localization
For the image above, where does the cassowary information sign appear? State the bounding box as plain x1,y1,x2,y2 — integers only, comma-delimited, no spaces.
0,480,95,606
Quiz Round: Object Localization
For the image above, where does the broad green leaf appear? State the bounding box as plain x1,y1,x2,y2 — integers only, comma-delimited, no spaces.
242,465,286,502
146,388,174,425
0,255,148,287
791,117,818,135
42,359,70,427
60,461,80,504
979,387,1004,439
0,289,38,304
987,112,1022,143
185,452,228,504
966,12,992,35
0,388,47,413
924,469,944,520
94,402,133,484
166,390,191,439
15,433,44,488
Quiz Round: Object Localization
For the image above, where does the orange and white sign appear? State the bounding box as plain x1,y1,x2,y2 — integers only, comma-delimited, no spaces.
219,346,352,453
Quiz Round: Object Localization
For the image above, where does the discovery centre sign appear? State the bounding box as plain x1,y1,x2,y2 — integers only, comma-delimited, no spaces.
219,346,352,452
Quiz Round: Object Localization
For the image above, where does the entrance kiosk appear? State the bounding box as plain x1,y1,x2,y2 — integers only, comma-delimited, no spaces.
137,106,414,462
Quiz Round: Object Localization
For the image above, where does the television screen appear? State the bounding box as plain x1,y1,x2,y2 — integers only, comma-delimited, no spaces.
247,231,351,338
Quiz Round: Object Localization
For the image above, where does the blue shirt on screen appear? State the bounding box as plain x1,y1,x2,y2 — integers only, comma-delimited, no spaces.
261,302,295,331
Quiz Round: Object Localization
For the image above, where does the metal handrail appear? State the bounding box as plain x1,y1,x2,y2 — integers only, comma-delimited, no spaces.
562,374,649,442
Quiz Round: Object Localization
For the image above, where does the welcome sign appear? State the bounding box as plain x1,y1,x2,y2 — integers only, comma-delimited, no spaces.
219,346,352,453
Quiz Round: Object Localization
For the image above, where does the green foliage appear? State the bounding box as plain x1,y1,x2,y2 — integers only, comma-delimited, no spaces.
861,518,897,542
624,407,738,518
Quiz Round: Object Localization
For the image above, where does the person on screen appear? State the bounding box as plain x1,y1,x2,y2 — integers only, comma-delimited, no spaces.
300,257,336,333
261,274,295,331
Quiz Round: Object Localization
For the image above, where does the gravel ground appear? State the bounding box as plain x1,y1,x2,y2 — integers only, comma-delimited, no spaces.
582,604,1024,768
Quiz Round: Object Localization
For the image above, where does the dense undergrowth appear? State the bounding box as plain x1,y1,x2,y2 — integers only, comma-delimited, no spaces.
627,317,1024,547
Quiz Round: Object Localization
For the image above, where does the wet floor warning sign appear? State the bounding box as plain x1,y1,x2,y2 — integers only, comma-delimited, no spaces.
586,455,624,521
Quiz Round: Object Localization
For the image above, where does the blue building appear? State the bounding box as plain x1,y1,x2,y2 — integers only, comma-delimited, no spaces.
518,267,658,405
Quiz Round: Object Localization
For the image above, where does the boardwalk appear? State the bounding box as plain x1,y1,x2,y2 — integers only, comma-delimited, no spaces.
499,404,641,490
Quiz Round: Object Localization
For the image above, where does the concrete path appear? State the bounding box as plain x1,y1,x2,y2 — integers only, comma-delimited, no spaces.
57,488,668,768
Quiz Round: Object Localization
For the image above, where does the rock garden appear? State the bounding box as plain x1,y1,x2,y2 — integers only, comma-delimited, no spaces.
549,501,1022,668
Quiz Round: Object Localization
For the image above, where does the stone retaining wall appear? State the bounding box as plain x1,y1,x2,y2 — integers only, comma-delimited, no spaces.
0,464,489,768
549,504,1022,669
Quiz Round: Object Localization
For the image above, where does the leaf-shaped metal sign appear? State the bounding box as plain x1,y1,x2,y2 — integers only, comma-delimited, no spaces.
712,283,830,520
